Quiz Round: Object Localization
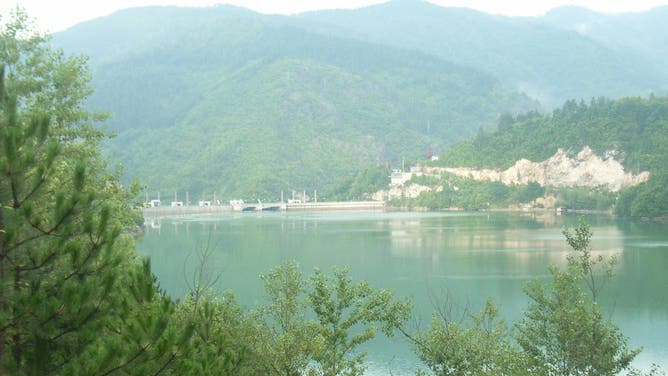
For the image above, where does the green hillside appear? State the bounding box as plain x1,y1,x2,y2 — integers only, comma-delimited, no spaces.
53,6,535,200
296,0,664,107
436,96,668,218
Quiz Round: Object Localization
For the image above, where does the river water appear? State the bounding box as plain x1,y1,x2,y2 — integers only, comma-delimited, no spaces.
138,211,668,374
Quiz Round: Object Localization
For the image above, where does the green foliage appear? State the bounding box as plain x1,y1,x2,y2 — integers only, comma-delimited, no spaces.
247,261,410,376
616,172,668,219
516,264,638,375
0,10,184,374
521,182,546,204
251,260,314,376
326,165,390,201
413,298,527,376
404,174,546,210
308,266,411,376
170,290,249,375
439,97,668,173
411,218,652,376
554,187,617,211
516,218,640,375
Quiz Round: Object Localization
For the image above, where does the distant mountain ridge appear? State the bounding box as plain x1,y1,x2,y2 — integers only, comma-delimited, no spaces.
49,2,668,200
295,0,666,106
53,6,534,199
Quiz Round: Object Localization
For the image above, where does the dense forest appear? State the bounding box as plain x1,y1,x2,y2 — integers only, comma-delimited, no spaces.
0,8,665,376
438,97,668,172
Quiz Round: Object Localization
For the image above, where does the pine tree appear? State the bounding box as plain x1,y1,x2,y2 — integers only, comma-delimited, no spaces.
0,9,187,375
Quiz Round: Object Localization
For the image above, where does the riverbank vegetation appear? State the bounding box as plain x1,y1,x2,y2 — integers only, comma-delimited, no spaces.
392,175,547,210
394,173,618,212
1,10,664,375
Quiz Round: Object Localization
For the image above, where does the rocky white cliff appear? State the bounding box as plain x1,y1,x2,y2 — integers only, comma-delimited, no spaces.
374,147,650,202
426,147,649,192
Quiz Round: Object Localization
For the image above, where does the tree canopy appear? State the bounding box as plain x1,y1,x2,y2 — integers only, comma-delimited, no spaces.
0,9,186,374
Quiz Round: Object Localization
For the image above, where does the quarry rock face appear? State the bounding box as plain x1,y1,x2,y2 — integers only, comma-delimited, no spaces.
373,147,650,203
373,183,432,201
430,147,649,192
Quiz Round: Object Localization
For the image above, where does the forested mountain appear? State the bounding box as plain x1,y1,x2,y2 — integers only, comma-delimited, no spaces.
296,0,665,107
53,6,534,199
436,96,668,217
51,2,668,200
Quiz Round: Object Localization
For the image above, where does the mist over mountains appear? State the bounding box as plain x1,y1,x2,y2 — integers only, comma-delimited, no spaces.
52,0,668,199
296,0,666,106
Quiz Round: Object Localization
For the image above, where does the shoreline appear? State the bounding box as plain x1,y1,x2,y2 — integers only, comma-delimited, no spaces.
141,202,665,222
141,201,385,218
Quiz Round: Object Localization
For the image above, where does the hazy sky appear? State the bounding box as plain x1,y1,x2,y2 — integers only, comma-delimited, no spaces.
3,0,668,33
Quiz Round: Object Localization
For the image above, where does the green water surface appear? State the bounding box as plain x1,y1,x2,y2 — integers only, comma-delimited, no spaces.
138,211,668,374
